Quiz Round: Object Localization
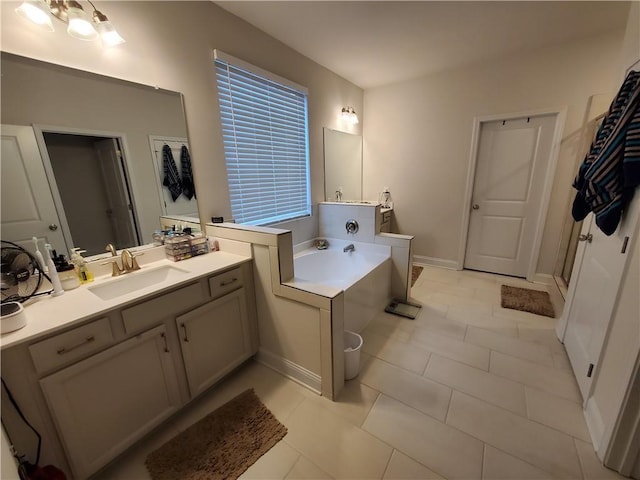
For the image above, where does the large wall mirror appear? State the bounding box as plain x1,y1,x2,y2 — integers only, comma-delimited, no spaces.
1,52,199,257
323,127,363,202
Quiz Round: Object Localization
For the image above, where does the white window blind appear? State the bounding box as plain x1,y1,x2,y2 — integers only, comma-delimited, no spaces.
214,51,311,226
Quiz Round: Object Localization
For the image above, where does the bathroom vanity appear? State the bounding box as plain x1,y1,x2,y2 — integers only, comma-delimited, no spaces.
0,249,258,479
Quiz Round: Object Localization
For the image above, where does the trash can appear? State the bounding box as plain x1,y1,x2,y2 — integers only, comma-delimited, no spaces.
344,330,363,380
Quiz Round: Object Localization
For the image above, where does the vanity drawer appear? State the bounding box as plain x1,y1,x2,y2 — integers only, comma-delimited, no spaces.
209,267,243,299
121,283,204,334
29,317,113,375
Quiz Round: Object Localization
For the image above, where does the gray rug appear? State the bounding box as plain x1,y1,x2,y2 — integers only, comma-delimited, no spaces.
501,285,555,318
145,389,287,480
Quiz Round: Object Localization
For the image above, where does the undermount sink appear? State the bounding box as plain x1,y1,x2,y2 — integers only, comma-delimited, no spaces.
88,264,189,301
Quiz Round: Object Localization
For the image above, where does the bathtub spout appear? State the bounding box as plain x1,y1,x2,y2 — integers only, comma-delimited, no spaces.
343,244,355,253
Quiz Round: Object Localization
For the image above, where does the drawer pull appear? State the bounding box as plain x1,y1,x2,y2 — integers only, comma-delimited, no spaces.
161,332,169,352
220,278,238,287
181,323,189,342
56,336,95,355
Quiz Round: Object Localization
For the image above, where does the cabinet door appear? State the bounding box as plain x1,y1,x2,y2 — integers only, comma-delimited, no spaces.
177,288,251,397
40,325,181,479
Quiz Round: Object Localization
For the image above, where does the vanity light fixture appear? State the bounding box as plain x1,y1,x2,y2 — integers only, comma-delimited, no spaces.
341,106,359,124
15,0,125,46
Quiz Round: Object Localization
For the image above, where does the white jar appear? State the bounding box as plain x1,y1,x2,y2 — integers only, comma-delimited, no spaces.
58,266,80,291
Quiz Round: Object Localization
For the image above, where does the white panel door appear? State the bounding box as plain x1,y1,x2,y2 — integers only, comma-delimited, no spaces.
564,194,639,400
0,125,67,251
465,115,556,277
94,138,139,249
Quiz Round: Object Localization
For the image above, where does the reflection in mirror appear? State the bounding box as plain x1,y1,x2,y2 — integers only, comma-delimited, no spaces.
0,52,199,257
323,127,363,202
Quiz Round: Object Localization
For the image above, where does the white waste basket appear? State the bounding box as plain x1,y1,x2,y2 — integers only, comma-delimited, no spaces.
344,330,363,380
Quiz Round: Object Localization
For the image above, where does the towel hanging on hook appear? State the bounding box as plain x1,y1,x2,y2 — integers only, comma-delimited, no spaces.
181,145,196,200
162,144,182,202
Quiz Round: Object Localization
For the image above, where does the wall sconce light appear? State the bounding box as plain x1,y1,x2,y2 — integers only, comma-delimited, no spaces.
15,0,125,47
341,106,359,125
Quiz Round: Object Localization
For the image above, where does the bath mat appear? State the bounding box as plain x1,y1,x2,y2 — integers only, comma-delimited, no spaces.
145,388,287,480
500,285,555,318
411,265,423,286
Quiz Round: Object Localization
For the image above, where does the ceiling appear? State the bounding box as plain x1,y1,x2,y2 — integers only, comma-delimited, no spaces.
215,1,630,89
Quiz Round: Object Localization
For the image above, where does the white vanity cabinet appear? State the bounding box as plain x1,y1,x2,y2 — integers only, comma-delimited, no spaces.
39,325,181,480
177,288,251,397
0,258,258,480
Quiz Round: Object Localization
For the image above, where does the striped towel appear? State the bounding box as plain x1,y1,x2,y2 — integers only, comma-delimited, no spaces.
572,70,640,235
162,144,182,201
181,145,196,200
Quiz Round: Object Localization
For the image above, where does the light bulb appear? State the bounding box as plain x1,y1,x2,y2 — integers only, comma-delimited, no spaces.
67,6,98,41
95,21,125,47
15,0,54,32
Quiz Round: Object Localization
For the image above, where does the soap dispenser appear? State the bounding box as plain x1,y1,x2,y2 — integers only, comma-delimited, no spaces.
70,248,94,284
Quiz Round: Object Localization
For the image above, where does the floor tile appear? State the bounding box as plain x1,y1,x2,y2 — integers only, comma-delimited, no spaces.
285,398,392,479
424,354,527,416
447,306,518,337
413,310,468,340
525,387,591,441
240,440,300,479
360,357,451,421
304,376,379,427
518,326,566,354
457,274,498,291
429,292,494,314
466,326,555,367
552,350,574,373
411,328,491,370
361,329,430,374
494,304,558,327
490,351,582,403
574,439,626,480
473,287,501,304
363,394,484,480
365,313,414,342
383,450,444,479
446,391,583,479
483,445,553,479
285,454,333,479
420,279,475,297
420,267,461,285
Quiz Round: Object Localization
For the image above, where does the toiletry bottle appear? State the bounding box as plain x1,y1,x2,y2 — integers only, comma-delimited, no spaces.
70,248,94,283
44,244,64,296
32,237,47,273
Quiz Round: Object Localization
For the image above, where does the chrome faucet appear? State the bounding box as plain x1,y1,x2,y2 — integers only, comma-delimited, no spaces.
343,244,355,253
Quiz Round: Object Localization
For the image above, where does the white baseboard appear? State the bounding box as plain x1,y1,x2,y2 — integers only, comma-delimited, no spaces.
413,255,459,270
585,397,605,454
529,273,555,286
255,348,321,395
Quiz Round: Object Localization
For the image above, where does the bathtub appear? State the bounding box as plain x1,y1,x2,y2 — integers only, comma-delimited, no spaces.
293,239,392,332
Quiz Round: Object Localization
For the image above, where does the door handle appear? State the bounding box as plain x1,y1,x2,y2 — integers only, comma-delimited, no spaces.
48,224,58,231
578,233,593,243
472,204,480,210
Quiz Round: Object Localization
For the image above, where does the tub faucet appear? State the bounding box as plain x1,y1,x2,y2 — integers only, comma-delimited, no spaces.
343,244,355,253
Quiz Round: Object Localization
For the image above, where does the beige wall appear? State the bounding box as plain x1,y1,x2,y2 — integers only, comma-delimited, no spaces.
363,29,624,275
0,1,363,228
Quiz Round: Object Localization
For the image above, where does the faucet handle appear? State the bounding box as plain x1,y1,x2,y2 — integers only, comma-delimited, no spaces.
129,252,143,271
101,259,124,276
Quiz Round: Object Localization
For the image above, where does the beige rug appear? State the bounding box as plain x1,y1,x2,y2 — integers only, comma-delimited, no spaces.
501,285,555,318
145,389,287,480
411,265,423,286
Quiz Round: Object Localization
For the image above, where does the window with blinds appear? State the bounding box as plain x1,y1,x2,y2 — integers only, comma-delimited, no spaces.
214,51,311,226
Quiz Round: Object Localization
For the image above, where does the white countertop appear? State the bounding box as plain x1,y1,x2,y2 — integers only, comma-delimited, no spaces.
0,250,251,350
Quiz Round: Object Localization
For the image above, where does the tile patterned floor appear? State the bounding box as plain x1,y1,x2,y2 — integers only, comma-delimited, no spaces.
96,266,625,479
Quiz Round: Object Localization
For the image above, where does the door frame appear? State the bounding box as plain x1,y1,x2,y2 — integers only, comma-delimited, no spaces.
457,107,567,281
32,125,141,254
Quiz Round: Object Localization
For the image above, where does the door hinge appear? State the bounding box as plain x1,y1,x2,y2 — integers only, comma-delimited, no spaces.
621,236,629,254
587,363,594,378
